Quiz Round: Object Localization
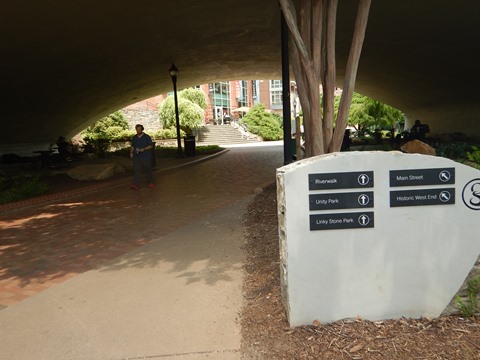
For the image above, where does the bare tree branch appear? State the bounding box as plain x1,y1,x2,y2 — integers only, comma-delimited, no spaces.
322,0,338,153
279,0,316,102
279,0,309,60
291,43,310,127
312,0,323,81
300,0,311,58
280,0,322,157
332,0,371,152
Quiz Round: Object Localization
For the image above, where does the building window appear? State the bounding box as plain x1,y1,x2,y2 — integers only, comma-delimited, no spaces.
270,80,283,107
211,82,230,120
237,80,248,107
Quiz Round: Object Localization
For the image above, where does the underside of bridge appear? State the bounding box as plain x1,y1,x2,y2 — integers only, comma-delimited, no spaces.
1,0,480,150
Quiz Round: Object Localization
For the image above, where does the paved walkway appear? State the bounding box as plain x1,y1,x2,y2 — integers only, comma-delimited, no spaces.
0,143,284,360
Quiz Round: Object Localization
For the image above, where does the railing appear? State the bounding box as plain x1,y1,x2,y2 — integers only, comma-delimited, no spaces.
231,122,251,139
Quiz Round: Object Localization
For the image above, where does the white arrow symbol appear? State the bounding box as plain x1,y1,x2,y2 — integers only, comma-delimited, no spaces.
358,174,369,185
440,191,451,202
439,171,451,182
358,214,370,226
358,194,369,206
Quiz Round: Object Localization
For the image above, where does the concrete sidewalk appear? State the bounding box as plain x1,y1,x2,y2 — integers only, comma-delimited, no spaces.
0,198,249,359
0,144,284,360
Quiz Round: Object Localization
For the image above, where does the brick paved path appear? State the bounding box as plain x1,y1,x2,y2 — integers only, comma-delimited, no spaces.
0,145,283,309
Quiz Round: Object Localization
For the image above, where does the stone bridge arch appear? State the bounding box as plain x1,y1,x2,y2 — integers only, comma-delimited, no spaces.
1,0,479,153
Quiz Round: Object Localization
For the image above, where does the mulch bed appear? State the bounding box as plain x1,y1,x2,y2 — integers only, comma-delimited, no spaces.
240,182,480,359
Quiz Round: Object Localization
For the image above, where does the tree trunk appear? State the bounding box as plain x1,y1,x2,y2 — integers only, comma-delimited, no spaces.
279,0,372,157
322,0,337,153
280,0,323,157
330,0,371,153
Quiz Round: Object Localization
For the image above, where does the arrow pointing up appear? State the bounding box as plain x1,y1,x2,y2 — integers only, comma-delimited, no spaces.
358,214,370,226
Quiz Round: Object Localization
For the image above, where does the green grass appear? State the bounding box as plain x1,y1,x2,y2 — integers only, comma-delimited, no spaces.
455,278,479,317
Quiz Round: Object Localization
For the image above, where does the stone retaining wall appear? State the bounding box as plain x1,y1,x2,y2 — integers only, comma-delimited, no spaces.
121,108,162,132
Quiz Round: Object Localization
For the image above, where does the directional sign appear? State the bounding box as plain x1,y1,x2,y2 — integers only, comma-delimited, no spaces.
310,212,374,231
390,168,455,187
390,188,455,207
309,171,374,190
309,191,374,210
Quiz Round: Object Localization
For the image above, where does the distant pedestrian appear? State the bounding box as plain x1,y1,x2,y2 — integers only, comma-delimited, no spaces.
56,136,69,156
130,124,155,189
341,129,351,151
409,119,430,141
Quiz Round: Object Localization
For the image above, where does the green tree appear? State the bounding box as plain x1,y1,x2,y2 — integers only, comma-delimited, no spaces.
83,111,129,135
179,87,207,109
241,104,283,141
82,111,130,156
158,88,206,134
334,93,405,135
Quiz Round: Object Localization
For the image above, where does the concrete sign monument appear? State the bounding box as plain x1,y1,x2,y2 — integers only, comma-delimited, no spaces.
276,151,480,326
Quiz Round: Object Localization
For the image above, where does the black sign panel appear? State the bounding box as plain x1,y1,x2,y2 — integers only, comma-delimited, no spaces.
309,191,374,211
309,171,374,190
390,168,455,187
390,188,455,207
310,212,374,231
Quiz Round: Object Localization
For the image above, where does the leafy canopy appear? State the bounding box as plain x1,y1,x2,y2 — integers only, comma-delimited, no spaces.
158,88,207,134
180,87,207,109
81,111,134,156
334,93,405,134
82,111,129,140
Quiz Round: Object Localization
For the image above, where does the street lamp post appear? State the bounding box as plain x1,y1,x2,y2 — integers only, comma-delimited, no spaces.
169,64,184,158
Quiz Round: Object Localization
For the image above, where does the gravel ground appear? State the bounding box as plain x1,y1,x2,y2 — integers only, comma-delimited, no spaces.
240,182,480,359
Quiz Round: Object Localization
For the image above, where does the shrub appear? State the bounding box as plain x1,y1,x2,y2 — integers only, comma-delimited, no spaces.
155,145,222,157
436,142,472,159
351,135,376,146
271,113,284,129
466,146,480,165
111,145,222,158
81,137,110,157
83,111,129,136
154,127,186,139
0,175,48,204
82,111,130,157
241,104,283,141
112,129,135,142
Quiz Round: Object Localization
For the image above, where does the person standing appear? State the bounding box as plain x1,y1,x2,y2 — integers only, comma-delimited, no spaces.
130,124,155,189
409,119,430,140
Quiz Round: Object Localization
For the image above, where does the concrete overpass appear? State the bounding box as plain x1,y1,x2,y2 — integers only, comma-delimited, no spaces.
2,0,480,153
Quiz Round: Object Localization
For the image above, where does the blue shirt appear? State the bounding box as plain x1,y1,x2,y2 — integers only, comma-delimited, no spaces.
131,133,153,159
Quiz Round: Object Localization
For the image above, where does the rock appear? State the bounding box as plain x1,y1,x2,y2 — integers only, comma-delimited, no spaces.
66,163,124,181
401,139,436,156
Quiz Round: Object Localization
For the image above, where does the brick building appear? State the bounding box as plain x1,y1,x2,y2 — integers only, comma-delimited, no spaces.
122,80,299,131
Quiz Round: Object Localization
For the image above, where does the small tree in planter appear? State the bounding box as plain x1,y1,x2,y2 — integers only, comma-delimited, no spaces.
158,88,206,136
180,87,207,110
